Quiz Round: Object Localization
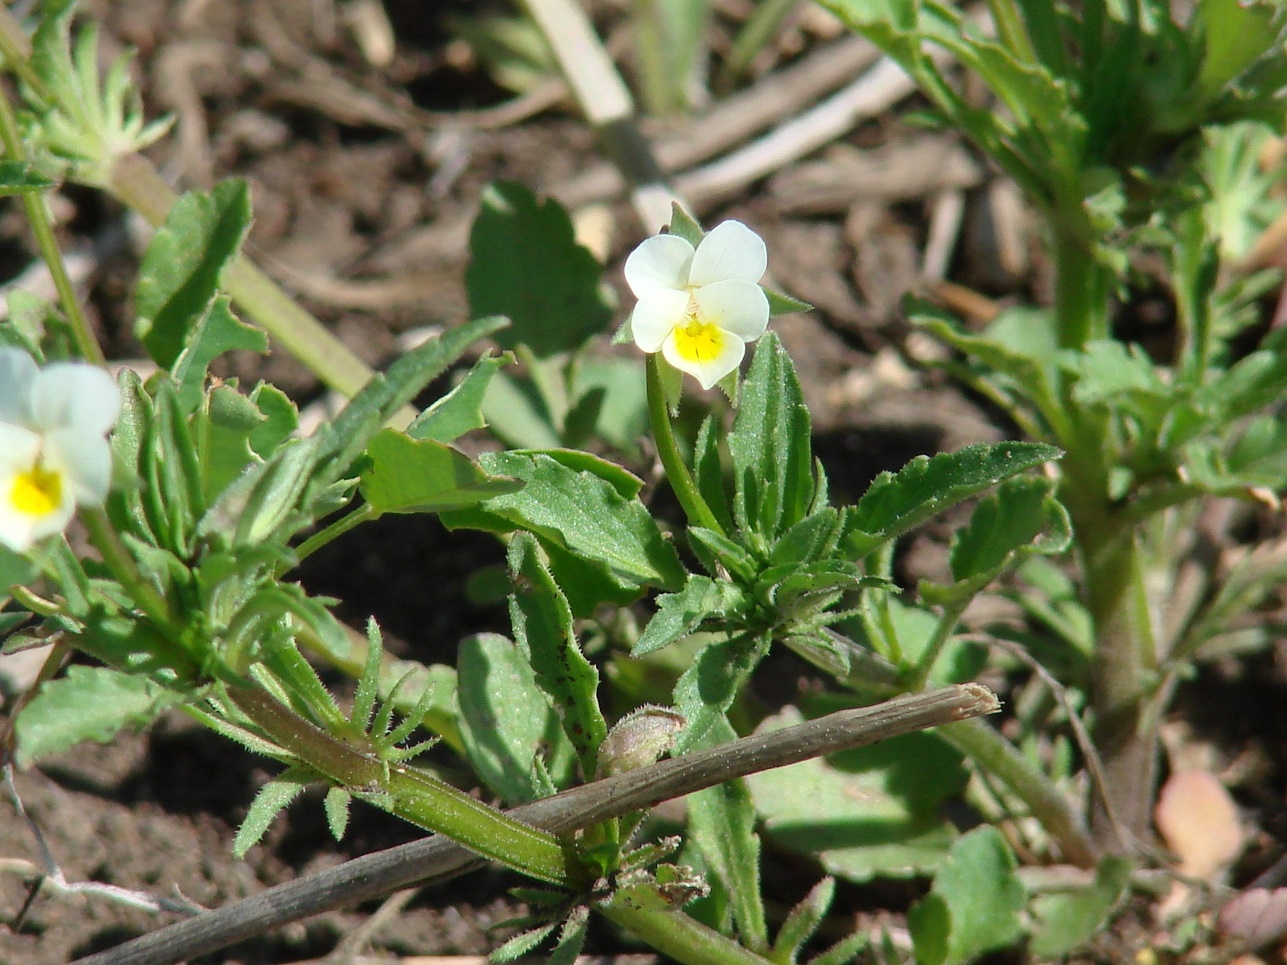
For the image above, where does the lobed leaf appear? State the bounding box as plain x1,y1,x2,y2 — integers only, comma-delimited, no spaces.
359,430,523,515
14,664,182,766
842,442,1061,558
634,575,748,657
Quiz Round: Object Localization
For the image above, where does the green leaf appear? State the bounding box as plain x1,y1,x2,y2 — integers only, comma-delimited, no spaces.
729,333,815,540
480,369,562,449
324,786,352,841
198,436,321,547
907,827,1026,965
15,665,182,766
466,181,612,357
922,476,1072,604
442,451,685,598
507,533,608,777
0,161,55,194
842,442,1062,558
746,706,968,883
359,429,523,515
408,351,509,443
0,544,36,591
772,877,836,965
317,315,510,480
674,636,769,751
198,383,299,503
455,632,575,803
134,181,262,396
764,286,813,316
1029,856,1132,958
634,575,748,656
687,715,769,951
570,358,649,451
667,203,705,246
233,769,310,857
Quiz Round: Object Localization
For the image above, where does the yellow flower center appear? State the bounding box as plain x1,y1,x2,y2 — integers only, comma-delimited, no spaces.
10,463,63,517
672,316,727,364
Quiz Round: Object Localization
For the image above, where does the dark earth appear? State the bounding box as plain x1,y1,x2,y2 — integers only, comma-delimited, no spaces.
2,1,1286,963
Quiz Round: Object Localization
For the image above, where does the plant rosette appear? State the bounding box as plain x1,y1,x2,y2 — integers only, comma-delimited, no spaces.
0,349,120,552
626,220,770,389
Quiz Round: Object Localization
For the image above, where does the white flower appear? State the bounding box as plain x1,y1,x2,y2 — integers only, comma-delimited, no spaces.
0,349,120,553
626,220,770,390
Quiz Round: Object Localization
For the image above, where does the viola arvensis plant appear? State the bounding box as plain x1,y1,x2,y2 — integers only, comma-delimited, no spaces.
626,220,770,389
0,349,120,552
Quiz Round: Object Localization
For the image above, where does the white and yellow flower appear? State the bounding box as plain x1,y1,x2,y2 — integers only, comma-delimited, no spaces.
626,220,770,390
0,349,120,553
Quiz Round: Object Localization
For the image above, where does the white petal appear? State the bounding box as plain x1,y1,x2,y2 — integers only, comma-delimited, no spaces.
688,221,767,288
30,362,121,434
0,349,38,426
45,427,113,505
692,279,770,342
630,288,690,353
661,328,747,390
0,422,41,476
624,234,694,299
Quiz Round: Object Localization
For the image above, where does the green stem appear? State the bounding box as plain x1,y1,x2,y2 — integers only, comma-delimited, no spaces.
1051,222,1109,351
985,0,1037,66
286,503,376,572
645,353,725,536
1079,519,1158,851
227,685,574,886
0,80,103,365
602,903,778,965
940,717,1098,867
906,597,971,692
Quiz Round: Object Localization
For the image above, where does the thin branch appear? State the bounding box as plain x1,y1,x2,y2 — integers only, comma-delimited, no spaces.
73,685,998,965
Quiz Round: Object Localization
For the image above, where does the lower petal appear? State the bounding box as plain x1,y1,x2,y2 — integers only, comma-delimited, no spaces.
661,329,746,390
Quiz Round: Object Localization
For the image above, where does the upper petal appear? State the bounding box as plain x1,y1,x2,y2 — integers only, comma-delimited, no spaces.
30,362,121,435
692,279,769,342
45,427,113,505
0,349,38,426
630,288,691,353
624,234,694,299
688,221,767,288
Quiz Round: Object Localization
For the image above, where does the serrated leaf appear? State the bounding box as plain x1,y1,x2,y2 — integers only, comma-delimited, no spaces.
442,451,685,597
729,333,815,540
15,665,182,766
907,827,1025,965
480,369,562,449
491,922,558,963
634,575,748,656
360,429,523,515
455,633,576,804
466,181,612,357
233,771,310,857
198,436,321,547
135,180,259,380
507,533,607,776
746,706,968,884
842,442,1062,558
1030,856,1132,957
923,476,1072,604
409,351,509,443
